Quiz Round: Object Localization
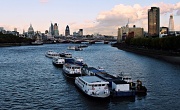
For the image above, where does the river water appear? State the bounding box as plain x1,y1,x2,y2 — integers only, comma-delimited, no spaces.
0,43,180,110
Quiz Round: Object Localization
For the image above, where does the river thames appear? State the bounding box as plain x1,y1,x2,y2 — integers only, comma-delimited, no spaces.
0,43,180,110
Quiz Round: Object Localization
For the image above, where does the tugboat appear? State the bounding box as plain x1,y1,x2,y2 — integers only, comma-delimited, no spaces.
136,80,147,95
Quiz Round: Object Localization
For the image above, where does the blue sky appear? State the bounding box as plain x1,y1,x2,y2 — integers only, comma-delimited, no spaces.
1,0,180,35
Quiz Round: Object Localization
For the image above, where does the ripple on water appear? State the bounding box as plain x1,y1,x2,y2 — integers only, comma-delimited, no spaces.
0,44,180,109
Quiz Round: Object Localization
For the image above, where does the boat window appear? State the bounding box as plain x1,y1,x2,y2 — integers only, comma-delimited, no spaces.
102,84,105,86
94,85,97,87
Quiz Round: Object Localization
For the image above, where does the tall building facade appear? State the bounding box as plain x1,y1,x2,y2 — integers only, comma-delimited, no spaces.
65,25,70,36
117,25,144,43
78,29,83,36
169,14,174,32
54,23,59,36
148,7,160,37
49,23,54,36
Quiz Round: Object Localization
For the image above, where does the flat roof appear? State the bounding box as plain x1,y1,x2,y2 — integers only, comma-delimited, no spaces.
80,76,109,84
64,63,81,67
113,79,128,84
86,67,106,74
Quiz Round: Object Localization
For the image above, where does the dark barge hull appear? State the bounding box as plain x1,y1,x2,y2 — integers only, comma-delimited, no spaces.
110,91,135,97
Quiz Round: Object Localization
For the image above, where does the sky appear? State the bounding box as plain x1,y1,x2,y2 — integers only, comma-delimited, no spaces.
0,0,180,36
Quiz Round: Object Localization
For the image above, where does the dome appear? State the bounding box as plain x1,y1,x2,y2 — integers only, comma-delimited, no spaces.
28,24,34,34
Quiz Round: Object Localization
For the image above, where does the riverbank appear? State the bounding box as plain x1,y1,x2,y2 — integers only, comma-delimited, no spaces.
0,43,31,47
112,43,180,65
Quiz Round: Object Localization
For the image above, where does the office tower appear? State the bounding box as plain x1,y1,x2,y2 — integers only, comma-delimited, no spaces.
54,23,59,36
148,7,160,37
78,29,83,36
65,25,70,36
169,14,174,31
50,23,54,36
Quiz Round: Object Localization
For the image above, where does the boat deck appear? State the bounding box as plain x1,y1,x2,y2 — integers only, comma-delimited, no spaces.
80,76,109,84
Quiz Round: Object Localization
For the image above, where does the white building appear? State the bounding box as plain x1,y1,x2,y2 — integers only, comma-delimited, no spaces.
28,24,35,39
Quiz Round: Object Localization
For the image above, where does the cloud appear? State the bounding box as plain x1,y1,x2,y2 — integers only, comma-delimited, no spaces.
177,9,180,15
81,2,180,35
39,0,49,3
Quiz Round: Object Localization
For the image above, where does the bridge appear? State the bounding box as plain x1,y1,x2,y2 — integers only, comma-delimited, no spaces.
54,37,117,44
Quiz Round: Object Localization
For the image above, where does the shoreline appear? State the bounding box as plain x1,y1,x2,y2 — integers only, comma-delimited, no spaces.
112,43,180,65
0,43,31,47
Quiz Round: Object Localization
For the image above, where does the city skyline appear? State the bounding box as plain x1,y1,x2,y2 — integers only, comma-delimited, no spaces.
1,0,180,35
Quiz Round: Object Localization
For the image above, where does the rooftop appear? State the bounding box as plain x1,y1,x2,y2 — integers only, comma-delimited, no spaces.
80,76,109,84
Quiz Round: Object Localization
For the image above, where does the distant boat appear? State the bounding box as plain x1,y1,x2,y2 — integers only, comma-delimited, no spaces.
60,52,72,58
75,46,83,51
65,57,87,67
75,76,110,98
67,46,83,51
78,44,88,48
52,57,65,68
67,46,76,50
45,50,60,58
74,57,83,63
104,41,109,44
31,40,43,45
62,63,83,78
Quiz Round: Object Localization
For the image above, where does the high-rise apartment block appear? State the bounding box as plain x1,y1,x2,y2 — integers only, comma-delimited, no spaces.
148,7,160,37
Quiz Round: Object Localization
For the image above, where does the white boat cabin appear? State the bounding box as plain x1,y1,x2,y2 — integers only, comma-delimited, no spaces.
63,63,82,74
52,57,65,64
75,76,110,98
45,50,60,58
112,80,130,92
113,73,133,83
